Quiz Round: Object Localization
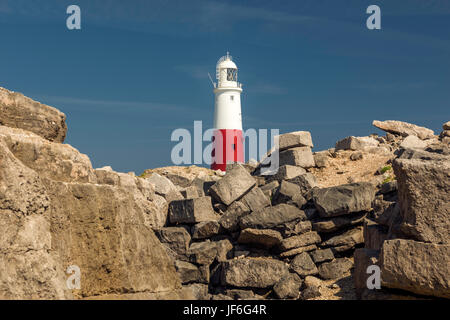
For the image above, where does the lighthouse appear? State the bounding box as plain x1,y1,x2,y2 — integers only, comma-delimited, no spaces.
211,53,244,171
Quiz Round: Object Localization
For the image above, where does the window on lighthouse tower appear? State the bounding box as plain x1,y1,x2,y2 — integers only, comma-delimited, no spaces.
227,68,237,81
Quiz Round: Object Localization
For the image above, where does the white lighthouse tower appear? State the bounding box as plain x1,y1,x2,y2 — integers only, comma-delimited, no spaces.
211,52,244,171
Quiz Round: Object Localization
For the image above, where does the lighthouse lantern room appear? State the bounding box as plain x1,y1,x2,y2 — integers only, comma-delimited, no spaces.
211,53,244,171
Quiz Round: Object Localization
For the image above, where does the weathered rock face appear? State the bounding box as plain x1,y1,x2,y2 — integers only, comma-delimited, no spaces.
372,120,435,140
380,239,450,298
312,182,376,217
0,126,182,299
393,157,449,244
279,147,315,168
0,87,67,143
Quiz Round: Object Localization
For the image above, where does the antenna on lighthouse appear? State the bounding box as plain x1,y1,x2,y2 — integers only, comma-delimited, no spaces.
207,72,216,88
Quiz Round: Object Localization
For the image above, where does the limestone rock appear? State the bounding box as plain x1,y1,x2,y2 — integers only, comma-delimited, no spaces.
287,173,318,196
279,147,315,168
321,226,364,252
0,87,67,142
393,157,449,244
268,165,306,181
314,151,329,168
273,273,302,299
192,221,221,239
276,131,313,151
219,201,251,232
373,120,435,140
312,212,366,233
399,135,428,149
312,182,376,217
318,258,353,280
289,252,318,277
238,228,283,249
380,239,450,298
240,204,307,230
240,187,271,212
221,258,289,288
335,136,379,151
147,173,183,202
155,227,191,261
280,231,321,251
169,197,219,224
310,248,334,264
209,164,256,205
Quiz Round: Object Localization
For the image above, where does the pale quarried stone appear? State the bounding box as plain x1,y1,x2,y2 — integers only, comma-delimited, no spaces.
399,135,427,149
373,120,435,140
268,165,306,181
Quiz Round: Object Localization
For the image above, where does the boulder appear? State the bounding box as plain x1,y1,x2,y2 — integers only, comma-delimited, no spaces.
181,186,201,199
443,121,450,130
312,182,376,217
279,245,317,258
188,241,219,265
313,151,329,168
0,126,96,183
287,173,318,196
0,87,67,142
272,180,306,207
393,158,449,244
192,221,221,239
335,136,379,151
312,212,366,233
280,231,321,251
301,276,323,299
174,260,208,284
240,204,307,230
363,220,388,250
169,197,219,224
281,220,312,237
273,273,302,299
380,239,450,298
238,228,283,249
373,120,435,140
321,226,364,252
0,132,181,299
279,147,315,168
209,164,256,205
318,258,353,280
276,131,313,151
399,135,428,149
268,165,306,181
240,187,271,212
146,173,184,202
310,248,334,264
218,201,251,232
221,258,289,288
155,227,191,260
289,252,318,277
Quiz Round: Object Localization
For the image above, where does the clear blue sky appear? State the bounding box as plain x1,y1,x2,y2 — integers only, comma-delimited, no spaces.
1,0,449,173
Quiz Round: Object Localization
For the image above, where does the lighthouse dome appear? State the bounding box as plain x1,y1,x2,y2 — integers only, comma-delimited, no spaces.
217,58,237,70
